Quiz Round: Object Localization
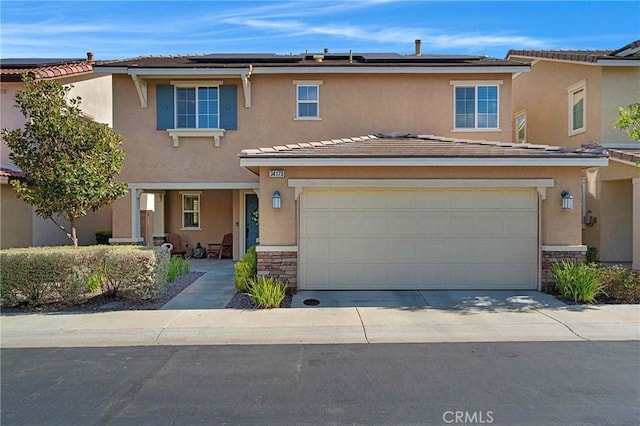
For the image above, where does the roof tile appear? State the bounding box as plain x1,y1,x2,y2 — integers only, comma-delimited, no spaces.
240,133,608,159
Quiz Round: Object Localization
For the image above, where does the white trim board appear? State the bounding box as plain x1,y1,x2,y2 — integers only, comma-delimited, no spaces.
97,66,529,75
288,178,553,200
541,245,587,252
288,178,554,188
128,182,259,190
240,157,608,167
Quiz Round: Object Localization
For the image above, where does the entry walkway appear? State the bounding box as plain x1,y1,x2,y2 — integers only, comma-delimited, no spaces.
160,259,235,310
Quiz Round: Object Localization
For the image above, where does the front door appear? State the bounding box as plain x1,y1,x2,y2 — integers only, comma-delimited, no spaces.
245,193,259,251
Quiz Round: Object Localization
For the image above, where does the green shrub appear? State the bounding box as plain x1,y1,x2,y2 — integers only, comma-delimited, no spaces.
0,245,169,306
104,247,169,302
552,260,603,303
246,276,287,308
243,245,257,276
586,246,598,263
0,246,107,305
95,230,112,245
234,261,252,292
597,265,640,304
168,256,190,282
233,246,258,293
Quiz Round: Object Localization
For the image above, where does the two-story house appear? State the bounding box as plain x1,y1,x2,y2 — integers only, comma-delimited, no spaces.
0,55,114,248
508,40,640,270
96,42,606,292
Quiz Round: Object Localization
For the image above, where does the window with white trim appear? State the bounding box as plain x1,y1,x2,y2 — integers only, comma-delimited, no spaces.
296,84,319,118
182,193,200,229
515,112,526,143
568,81,586,135
176,86,219,129
454,85,499,129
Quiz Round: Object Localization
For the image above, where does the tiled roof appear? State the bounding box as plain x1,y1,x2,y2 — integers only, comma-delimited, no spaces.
507,39,640,63
240,134,608,159
0,167,24,178
97,53,523,69
0,59,93,81
608,148,640,165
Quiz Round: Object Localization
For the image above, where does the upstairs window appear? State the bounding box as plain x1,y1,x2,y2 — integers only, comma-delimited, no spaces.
294,80,322,119
568,81,586,135
176,86,219,129
182,193,201,229
515,112,526,143
452,82,500,130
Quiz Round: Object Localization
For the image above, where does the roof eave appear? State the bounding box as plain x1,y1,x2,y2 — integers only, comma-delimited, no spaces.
239,157,608,167
596,59,640,66
95,65,529,76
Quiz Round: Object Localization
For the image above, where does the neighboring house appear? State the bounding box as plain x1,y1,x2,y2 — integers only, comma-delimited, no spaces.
0,55,114,248
508,40,640,270
96,42,606,292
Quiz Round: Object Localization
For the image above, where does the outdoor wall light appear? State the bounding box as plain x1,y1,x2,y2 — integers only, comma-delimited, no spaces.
561,190,574,210
272,190,281,209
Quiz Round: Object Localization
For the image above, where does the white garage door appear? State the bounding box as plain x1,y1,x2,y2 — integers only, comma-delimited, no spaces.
299,188,538,290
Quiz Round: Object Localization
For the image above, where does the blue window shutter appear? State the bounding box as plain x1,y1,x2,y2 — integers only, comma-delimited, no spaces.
156,85,174,130
219,85,237,130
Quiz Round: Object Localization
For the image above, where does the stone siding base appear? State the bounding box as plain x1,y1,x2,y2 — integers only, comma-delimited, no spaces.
257,251,298,293
541,250,587,293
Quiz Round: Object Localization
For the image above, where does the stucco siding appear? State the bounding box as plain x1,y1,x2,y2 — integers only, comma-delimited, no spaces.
512,60,602,147
0,184,33,248
112,73,513,184
164,189,233,251
601,67,640,143
1,83,24,168
65,73,114,127
258,166,583,247
599,179,633,262
31,206,112,247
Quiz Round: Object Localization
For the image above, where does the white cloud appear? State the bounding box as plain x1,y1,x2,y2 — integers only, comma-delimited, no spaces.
223,18,549,51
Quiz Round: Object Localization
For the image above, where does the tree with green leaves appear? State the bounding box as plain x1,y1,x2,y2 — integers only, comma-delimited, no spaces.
1,75,128,247
613,92,640,142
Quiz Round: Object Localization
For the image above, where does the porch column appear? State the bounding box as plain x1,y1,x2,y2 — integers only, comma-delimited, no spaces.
633,178,640,270
131,188,142,240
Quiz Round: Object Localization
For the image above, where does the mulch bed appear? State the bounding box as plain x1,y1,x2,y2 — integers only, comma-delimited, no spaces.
0,272,205,314
226,292,292,309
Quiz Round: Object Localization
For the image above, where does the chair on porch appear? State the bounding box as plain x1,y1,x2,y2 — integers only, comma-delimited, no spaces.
207,233,233,259
166,233,189,258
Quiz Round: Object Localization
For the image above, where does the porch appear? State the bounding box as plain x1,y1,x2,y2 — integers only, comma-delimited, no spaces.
110,184,259,260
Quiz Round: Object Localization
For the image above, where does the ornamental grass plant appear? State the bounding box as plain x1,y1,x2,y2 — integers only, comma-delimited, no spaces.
246,276,287,308
552,260,603,303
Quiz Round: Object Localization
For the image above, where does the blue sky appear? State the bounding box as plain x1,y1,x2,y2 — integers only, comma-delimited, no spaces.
1,1,639,60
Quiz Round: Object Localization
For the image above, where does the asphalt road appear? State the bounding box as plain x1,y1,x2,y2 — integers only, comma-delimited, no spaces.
2,342,638,425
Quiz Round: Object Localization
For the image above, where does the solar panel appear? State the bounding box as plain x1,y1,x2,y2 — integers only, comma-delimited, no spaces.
0,58,84,67
189,53,304,63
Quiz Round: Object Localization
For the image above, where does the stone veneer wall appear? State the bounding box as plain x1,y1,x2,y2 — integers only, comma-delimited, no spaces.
541,250,587,293
257,251,298,293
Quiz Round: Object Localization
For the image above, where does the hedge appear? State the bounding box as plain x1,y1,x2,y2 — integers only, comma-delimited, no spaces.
234,245,257,292
0,245,169,306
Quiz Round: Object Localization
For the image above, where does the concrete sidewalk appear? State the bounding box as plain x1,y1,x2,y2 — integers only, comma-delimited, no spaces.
2,304,638,348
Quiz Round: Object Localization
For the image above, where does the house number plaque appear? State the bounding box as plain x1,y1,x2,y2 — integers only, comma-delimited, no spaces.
269,170,285,178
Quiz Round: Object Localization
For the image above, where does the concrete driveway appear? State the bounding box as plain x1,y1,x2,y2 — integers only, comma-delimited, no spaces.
291,290,566,310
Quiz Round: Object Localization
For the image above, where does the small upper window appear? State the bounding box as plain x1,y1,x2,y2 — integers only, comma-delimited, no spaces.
182,193,200,229
176,86,219,129
294,81,322,119
568,81,586,135
515,112,526,143
454,84,499,130
297,85,318,118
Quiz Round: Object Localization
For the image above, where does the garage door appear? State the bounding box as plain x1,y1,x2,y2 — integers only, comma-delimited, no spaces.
299,188,538,290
